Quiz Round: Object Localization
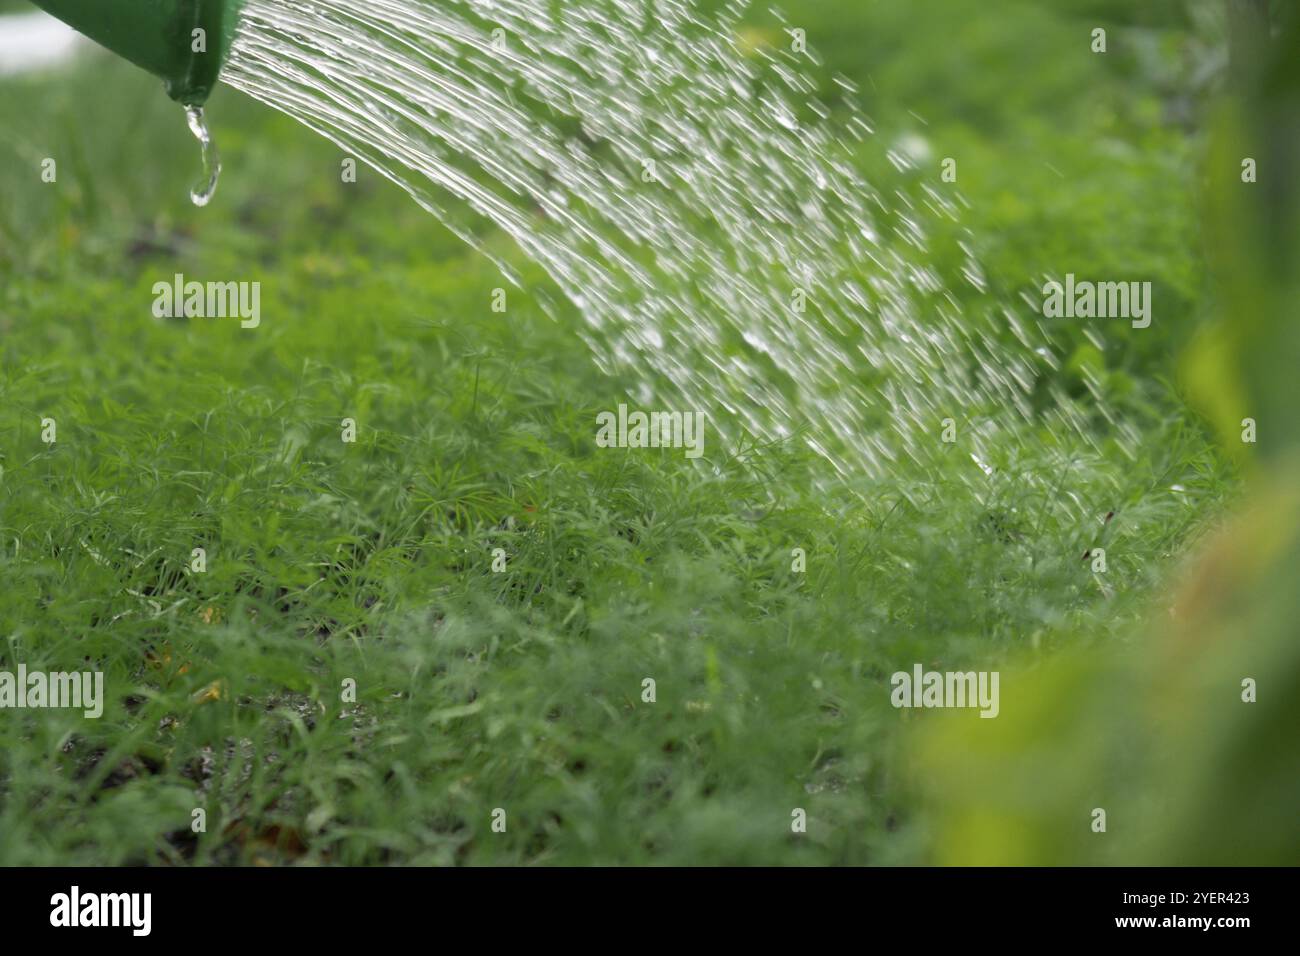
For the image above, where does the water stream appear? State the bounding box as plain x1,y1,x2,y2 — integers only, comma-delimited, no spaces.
185,105,222,207
220,0,1136,503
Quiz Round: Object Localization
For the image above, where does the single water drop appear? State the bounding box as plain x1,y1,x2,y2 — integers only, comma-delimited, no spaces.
184,105,221,207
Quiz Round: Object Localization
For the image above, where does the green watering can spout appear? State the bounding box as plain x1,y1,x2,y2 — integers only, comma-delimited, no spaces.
29,0,244,105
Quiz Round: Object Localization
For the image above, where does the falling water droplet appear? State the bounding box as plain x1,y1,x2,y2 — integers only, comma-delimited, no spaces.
184,105,221,207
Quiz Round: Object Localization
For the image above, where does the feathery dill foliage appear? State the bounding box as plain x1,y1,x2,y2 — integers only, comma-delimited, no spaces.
0,0,1232,863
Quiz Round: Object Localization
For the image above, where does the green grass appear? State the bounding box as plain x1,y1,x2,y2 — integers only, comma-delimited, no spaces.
0,0,1235,864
